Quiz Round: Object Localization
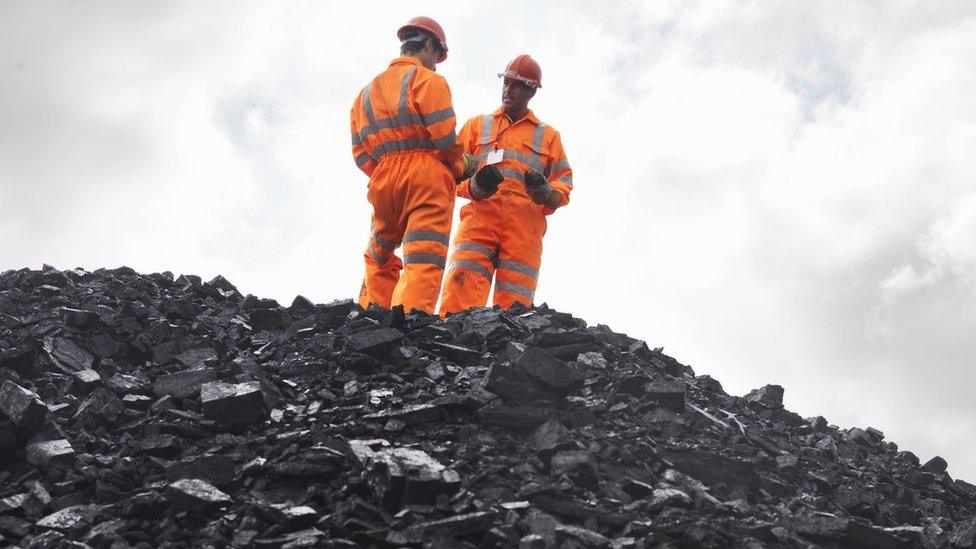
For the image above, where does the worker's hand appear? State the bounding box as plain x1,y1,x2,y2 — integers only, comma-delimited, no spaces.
523,170,554,205
471,165,503,200
459,153,478,182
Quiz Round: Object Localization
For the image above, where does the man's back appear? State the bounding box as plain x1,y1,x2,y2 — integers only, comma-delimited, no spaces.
351,57,460,178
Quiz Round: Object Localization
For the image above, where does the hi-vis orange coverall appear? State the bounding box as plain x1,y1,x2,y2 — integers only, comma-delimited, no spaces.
351,57,463,313
439,108,573,315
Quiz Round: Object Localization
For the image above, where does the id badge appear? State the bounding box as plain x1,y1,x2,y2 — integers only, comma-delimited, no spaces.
486,149,504,165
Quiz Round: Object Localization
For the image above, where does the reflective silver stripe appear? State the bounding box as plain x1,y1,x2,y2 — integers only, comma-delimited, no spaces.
448,259,493,281
403,253,446,268
403,230,450,246
555,174,573,187
373,136,435,156
398,66,416,118
424,107,455,126
496,280,535,300
367,242,388,264
454,242,496,261
504,150,545,174
498,167,524,182
480,115,493,148
532,123,549,176
356,68,426,142
352,132,363,146
475,151,488,163
355,152,372,169
373,232,396,250
361,86,377,129
359,113,425,140
551,158,570,173
497,259,539,279
532,123,546,151
432,131,456,151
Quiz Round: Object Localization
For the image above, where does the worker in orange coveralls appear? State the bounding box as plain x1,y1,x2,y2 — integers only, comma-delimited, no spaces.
439,54,573,315
351,16,477,313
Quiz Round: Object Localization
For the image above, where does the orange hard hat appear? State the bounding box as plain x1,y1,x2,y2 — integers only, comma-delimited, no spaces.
498,54,541,89
397,16,448,63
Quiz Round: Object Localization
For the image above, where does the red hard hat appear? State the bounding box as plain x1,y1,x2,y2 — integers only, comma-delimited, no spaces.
498,54,541,89
397,16,448,63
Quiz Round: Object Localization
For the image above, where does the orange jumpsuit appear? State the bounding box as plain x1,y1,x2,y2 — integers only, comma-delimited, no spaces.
439,108,573,314
351,57,463,313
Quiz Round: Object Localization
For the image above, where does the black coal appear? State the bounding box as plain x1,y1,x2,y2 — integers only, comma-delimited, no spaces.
1,265,974,548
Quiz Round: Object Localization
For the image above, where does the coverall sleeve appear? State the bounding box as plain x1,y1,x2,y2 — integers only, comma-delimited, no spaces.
350,95,377,177
543,130,573,214
455,117,480,199
413,73,463,178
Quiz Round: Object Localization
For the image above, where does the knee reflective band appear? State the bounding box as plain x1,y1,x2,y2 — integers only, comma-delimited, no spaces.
403,230,450,246
497,259,538,279
496,280,535,300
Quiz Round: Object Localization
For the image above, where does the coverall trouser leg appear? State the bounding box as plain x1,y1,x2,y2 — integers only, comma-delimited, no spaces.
439,200,499,315
360,154,455,314
493,196,544,309
439,193,546,314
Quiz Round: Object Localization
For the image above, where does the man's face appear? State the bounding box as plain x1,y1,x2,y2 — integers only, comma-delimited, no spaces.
501,78,536,113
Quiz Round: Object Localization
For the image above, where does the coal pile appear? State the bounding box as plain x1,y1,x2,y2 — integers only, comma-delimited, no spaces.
1,265,975,549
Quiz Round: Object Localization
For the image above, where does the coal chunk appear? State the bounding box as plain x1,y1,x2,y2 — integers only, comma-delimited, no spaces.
166,454,237,487
0,380,48,431
165,478,232,513
554,524,611,549
35,504,99,531
644,379,687,411
485,364,553,402
921,455,948,474
745,384,785,408
550,449,599,485
43,337,94,372
152,367,218,398
200,381,267,424
71,369,101,394
514,346,583,394
345,327,404,355
528,418,570,455
59,307,99,328
26,439,76,469
367,447,461,510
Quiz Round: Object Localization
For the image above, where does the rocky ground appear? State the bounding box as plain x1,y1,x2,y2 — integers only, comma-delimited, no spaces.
1,265,975,548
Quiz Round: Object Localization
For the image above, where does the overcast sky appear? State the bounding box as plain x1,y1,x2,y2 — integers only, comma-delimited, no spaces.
2,1,975,480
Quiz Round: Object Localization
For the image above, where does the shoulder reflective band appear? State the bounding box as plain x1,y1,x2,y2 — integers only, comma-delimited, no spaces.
479,115,494,150
532,123,549,176
356,68,426,142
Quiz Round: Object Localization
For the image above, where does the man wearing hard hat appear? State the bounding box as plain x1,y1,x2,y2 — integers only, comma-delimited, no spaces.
351,17,476,314
439,54,573,314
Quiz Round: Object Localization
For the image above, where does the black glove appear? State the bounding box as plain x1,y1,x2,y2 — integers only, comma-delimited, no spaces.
523,170,553,204
471,165,503,200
